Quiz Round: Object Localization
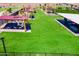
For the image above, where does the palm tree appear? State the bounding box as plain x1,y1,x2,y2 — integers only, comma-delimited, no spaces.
70,4,74,10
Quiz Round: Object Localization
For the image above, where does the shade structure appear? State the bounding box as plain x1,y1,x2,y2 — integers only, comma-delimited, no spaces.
0,16,28,21
58,13,79,24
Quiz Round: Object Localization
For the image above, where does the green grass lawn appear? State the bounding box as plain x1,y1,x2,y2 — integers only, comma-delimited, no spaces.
0,8,7,12
0,7,21,13
11,7,22,11
0,10,79,55
56,7,79,14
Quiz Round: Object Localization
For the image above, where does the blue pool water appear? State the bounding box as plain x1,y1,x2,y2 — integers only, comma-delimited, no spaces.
57,19,79,34
3,23,31,31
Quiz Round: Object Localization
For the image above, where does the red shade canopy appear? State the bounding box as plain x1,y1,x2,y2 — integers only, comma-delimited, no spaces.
0,16,28,21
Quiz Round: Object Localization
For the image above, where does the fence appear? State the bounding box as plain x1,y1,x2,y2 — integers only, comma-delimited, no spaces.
0,52,79,56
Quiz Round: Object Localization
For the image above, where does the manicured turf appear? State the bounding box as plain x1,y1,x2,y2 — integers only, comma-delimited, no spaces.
0,10,79,55
0,7,21,12
56,7,79,14
0,8,7,11
11,7,22,11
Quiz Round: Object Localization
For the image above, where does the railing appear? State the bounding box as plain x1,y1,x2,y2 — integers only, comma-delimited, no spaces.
0,52,79,56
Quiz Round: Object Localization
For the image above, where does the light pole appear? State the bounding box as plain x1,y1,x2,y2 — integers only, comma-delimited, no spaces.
0,36,7,56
